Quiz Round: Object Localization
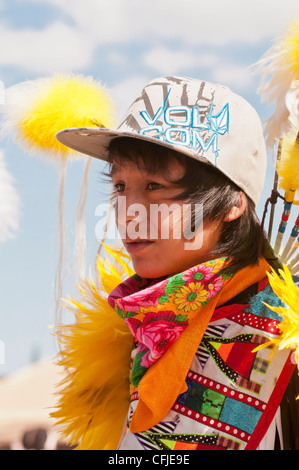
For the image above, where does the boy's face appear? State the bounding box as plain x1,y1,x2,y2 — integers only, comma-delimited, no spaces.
111,159,224,278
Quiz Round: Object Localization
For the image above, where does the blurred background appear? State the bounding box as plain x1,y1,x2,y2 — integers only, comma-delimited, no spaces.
0,0,298,449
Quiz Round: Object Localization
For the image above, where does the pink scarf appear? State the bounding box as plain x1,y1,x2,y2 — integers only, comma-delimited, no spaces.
108,257,233,387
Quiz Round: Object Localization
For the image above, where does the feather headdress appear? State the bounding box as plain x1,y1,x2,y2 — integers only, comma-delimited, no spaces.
278,129,299,192
256,19,299,273
274,126,299,265
254,21,299,373
256,19,299,147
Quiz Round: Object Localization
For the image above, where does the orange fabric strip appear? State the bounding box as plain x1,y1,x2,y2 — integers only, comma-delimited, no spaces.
130,258,270,432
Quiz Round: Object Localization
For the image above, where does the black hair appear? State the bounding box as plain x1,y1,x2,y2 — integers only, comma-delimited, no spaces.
106,137,268,273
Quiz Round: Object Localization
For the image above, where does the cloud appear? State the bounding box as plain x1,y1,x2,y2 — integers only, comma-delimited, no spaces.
0,149,20,242
211,63,254,92
0,0,298,79
23,0,299,46
0,21,94,74
110,76,151,119
142,47,218,76
141,46,256,92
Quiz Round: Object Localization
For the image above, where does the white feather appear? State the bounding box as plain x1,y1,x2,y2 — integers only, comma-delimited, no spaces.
255,48,294,147
285,80,299,128
0,149,20,242
0,78,52,143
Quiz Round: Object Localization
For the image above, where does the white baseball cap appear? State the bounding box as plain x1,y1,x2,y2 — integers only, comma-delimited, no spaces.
56,76,267,206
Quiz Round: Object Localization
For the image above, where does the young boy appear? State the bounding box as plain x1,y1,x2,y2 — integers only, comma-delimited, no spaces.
55,76,298,450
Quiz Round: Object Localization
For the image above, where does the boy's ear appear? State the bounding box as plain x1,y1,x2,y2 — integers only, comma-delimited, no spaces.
223,191,247,222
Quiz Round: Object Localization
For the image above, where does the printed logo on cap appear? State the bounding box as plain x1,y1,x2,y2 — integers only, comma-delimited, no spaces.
138,88,229,165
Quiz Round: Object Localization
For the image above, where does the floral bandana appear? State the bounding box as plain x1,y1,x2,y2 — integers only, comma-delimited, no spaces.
108,258,234,387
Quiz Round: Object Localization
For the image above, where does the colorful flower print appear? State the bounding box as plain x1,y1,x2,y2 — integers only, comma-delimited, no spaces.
173,282,208,312
182,264,215,284
126,312,188,369
208,258,227,271
109,257,233,387
206,276,224,298
108,275,142,308
117,280,168,312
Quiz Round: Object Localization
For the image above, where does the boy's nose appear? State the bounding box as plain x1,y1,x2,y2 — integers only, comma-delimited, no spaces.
116,195,149,239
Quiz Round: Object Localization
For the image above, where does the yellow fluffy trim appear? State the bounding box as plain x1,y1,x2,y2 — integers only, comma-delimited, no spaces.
52,245,134,450
2,74,116,160
278,127,299,191
280,19,299,79
254,265,299,370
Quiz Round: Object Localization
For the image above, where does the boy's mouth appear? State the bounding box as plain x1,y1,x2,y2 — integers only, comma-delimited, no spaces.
124,239,155,253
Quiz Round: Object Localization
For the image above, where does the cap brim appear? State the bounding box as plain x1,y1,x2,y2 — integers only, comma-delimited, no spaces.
56,127,211,164
56,127,120,161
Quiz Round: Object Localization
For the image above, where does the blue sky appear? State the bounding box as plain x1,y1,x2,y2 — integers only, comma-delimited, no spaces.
0,0,298,376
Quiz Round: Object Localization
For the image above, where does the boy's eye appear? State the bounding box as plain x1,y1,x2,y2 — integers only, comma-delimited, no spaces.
148,182,163,190
114,182,125,192
113,181,163,192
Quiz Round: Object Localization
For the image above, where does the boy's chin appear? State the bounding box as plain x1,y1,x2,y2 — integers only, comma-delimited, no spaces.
132,261,169,279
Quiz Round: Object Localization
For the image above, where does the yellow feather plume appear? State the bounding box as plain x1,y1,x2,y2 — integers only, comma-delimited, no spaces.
52,245,134,450
256,18,299,147
1,74,116,160
255,265,299,370
281,19,299,79
278,127,299,192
